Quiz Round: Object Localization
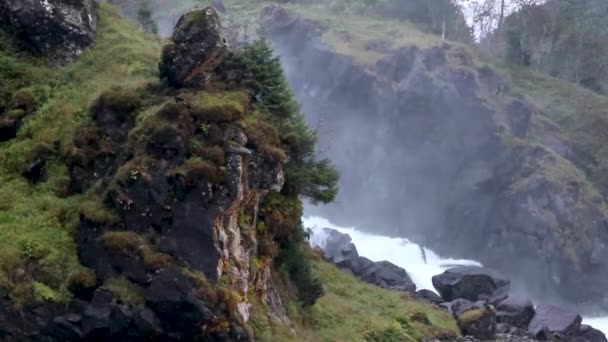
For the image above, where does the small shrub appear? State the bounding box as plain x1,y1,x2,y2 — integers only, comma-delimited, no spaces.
257,144,287,163
158,102,190,122
80,200,118,224
170,157,224,185
68,267,98,289
12,89,36,113
92,87,141,121
104,276,144,305
101,231,141,256
141,246,173,271
32,281,62,302
198,145,225,166
183,269,218,304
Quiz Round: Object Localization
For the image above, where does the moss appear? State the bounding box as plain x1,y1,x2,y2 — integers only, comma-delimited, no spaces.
101,231,141,256
183,268,218,304
141,246,173,271
104,276,144,305
169,157,224,185
68,267,98,290
32,281,63,303
92,86,142,122
80,200,119,225
198,145,226,166
191,90,249,123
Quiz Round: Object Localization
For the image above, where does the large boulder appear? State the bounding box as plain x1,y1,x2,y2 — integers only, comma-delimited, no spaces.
358,260,416,292
0,0,98,65
159,6,229,88
528,304,582,339
432,266,510,303
457,307,497,340
319,228,361,271
496,296,535,329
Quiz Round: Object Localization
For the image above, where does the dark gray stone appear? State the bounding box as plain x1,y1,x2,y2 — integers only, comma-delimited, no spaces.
528,304,582,339
432,266,510,303
496,296,535,328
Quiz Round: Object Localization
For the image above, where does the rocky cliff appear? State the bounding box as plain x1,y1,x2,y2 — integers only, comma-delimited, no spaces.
261,5,608,312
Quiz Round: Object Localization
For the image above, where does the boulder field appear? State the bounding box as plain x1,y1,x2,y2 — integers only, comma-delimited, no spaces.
311,227,608,341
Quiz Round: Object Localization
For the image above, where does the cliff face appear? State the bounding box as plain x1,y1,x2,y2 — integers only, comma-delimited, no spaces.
262,5,608,311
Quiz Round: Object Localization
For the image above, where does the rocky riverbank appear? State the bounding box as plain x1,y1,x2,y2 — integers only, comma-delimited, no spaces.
310,225,608,341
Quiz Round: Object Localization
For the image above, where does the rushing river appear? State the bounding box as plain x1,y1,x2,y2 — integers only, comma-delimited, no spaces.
303,216,608,335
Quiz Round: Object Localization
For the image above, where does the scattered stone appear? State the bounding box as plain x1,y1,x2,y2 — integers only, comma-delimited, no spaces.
415,289,444,305
0,0,98,65
528,304,582,339
496,296,535,329
358,260,416,292
159,7,229,88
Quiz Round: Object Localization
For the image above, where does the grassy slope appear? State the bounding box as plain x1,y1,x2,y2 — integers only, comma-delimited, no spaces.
251,257,458,342
0,3,160,302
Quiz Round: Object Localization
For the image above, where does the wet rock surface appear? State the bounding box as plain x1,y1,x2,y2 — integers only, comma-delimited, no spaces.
0,0,98,65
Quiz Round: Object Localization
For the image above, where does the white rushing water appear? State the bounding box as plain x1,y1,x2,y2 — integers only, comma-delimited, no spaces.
303,215,608,335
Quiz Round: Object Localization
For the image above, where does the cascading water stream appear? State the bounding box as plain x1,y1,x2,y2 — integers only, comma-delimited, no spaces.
303,216,608,335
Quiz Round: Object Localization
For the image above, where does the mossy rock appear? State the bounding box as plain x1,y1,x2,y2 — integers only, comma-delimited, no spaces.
191,91,249,123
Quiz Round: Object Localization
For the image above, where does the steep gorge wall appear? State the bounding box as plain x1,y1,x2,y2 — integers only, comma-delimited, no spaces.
262,6,608,312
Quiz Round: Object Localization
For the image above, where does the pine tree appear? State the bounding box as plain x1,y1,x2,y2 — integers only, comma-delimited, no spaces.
137,0,158,36
230,37,339,204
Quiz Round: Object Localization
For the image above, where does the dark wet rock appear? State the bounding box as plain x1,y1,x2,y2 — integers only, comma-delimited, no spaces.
457,308,497,340
159,7,228,88
576,324,608,342
49,316,83,340
415,289,444,305
496,296,535,329
0,0,98,65
528,304,582,339
133,307,162,337
432,266,509,303
145,268,214,339
358,260,416,292
82,289,114,337
375,46,418,83
23,158,46,183
507,100,532,138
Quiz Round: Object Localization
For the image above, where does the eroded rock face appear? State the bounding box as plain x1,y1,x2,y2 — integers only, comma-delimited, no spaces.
159,6,229,88
0,0,98,65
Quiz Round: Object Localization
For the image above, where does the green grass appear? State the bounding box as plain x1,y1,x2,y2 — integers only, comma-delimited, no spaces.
0,3,160,303
253,258,459,342
304,260,459,341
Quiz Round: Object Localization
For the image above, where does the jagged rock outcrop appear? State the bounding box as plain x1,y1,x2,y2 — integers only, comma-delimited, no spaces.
159,6,229,87
261,5,608,310
0,0,98,64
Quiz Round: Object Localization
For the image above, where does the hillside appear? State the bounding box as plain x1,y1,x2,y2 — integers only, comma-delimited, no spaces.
0,2,459,341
